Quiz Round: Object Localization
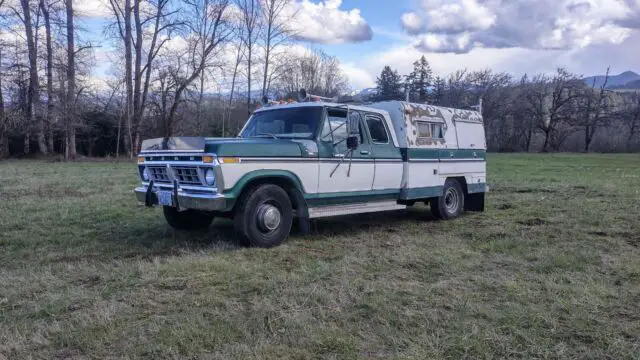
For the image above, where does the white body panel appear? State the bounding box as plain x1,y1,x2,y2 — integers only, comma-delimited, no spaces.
405,161,441,189
455,121,486,150
318,159,374,193
221,160,319,194
372,161,403,190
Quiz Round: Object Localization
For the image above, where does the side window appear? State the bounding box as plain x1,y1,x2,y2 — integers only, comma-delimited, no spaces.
417,121,445,140
321,109,348,145
431,123,444,139
365,116,389,144
320,109,365,148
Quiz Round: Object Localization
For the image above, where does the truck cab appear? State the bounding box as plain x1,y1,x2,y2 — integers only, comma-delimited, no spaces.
134,98,487,248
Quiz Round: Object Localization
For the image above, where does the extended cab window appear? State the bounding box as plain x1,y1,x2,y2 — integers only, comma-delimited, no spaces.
241,107,323,139
365,116,389,144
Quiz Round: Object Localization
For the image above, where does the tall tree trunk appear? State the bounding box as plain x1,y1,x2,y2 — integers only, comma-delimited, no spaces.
247,42,252,116
585,126,592,153
20,0,47,154
225,44,242,137
196,72,204,133
0,48,7,159
124,0,133,156
65,0,76,159
40,0,55,154
542,129,551,152
132,0,143,155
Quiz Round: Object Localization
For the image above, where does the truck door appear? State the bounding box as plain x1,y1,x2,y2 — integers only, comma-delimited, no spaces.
317,108,374,196
363,113,403,191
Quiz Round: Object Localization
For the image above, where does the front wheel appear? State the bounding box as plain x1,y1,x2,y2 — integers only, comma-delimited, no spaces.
431,179,464,220
163,206,214,230
234,184,293,248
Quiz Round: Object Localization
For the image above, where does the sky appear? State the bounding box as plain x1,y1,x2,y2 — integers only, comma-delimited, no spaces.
73,0,640,91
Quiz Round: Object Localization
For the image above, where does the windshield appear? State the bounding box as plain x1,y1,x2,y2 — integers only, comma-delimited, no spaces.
240,107,323,139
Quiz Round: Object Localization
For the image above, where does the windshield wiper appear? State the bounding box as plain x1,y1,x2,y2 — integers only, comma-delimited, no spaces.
251,133,279,139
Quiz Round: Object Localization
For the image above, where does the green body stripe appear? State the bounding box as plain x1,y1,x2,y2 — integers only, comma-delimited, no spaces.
400,186,443,200
305,189,400,206
407,148,486,160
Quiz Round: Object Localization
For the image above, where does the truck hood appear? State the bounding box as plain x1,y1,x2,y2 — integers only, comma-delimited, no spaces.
140,136,317,158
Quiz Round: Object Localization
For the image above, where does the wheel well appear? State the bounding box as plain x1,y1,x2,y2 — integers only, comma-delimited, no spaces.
234,177,308,217
448,176,468,194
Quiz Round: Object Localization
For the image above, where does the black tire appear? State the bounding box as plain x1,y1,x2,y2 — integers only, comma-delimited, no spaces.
431,179,465,220
163,206,214,230
233,184,293,248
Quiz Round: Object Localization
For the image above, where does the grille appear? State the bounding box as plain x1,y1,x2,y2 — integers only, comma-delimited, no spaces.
172,167,201,185
147,166,170,182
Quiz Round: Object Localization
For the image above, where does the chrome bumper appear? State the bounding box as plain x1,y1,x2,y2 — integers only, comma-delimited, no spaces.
134,186,229,212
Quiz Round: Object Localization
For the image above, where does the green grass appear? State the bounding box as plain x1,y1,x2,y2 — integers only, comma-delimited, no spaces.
1,154,639,359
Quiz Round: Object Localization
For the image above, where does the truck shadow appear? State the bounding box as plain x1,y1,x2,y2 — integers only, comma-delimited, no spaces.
100,206,435,262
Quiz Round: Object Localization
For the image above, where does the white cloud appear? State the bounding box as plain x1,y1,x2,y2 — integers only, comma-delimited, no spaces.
401,0,640,53
340,62,375,90
74,0,112,18
287,0,372,44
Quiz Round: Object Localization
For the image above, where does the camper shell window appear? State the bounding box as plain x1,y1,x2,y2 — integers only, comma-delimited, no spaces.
417,121,444,140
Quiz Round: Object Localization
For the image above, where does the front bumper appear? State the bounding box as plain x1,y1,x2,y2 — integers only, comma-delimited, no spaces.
134,186,229,212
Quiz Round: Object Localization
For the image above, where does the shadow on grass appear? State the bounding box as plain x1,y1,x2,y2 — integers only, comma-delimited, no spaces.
88,206,437,262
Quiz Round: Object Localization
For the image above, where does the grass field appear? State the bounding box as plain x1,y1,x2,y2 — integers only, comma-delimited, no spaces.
1,154,639,359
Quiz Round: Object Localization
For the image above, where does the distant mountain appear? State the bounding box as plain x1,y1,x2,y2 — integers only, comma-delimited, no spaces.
583,71,640,89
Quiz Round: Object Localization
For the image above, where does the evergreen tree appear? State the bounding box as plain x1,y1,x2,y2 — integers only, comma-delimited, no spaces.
376,66,404,97
432,76,446,105
407,56,433,101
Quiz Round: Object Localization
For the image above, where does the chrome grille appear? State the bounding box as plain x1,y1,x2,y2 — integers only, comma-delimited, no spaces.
172,167,201,185
148,166,170,183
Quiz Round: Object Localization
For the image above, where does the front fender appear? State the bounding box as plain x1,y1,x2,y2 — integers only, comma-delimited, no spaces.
223,169,306,198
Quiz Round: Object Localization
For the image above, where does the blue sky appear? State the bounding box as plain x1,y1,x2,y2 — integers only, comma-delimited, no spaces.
77,0,640,91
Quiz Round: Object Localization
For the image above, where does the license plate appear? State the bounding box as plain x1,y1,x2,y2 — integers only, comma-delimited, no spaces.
157,190,173,206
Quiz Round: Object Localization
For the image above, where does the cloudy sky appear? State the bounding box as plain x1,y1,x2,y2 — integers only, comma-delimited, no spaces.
78,0,640,90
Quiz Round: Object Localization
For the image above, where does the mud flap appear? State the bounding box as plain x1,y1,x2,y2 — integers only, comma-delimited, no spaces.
465,192,485,212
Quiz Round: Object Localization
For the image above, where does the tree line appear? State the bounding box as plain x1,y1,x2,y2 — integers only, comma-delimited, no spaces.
376,57,640,152
0,0,348,159
0,0,638,159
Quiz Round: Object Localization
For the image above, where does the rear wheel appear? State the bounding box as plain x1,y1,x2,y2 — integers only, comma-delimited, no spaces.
163,206,214,230
431,179,464,220
234,184,293,248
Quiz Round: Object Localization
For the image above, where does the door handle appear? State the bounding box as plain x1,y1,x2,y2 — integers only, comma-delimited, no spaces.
360,150,370,155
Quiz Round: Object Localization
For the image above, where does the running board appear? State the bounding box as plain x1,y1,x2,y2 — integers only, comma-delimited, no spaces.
308,201,407,219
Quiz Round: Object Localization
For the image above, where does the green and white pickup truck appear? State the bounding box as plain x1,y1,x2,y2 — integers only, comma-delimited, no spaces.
134,98,487,247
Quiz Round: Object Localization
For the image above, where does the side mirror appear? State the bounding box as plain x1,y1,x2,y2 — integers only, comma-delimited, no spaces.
346,136,358,150
346,111,361,149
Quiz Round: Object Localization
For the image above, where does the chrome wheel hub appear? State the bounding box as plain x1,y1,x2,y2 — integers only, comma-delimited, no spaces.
444,188,459,212
257,204,281,232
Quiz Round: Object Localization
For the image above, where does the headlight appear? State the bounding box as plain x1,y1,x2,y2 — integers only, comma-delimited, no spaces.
204,168,215,186
142,167,149,181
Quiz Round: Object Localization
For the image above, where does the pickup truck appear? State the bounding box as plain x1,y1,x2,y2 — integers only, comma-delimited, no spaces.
134,98,487,248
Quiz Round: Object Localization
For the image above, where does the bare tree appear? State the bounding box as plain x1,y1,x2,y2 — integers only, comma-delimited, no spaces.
537,68,582,152
0,46,7,159
162,0,231,136
64,0,76,159
237,0,261,115
15,0,47,154
39,0,55,153
579,67,612,152
260,0,291,96
107,0,133,156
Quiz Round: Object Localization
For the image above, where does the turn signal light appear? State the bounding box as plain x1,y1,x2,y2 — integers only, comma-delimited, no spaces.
220,157,240,164
137,156,145,164
202,155,214,163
